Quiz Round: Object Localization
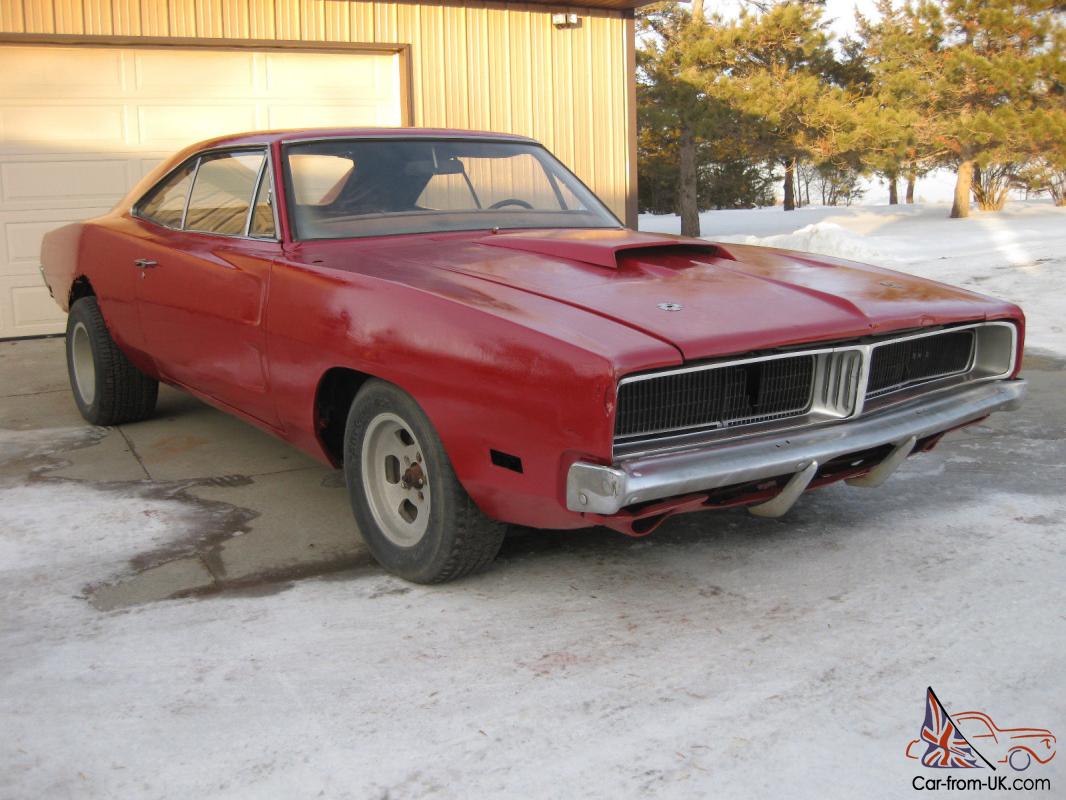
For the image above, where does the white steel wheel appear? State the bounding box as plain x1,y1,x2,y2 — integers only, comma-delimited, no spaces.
343,379,507,583
360,412,432,547
70,321,96,405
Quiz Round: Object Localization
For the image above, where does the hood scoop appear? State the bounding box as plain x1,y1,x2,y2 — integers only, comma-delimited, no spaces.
477,228,731,269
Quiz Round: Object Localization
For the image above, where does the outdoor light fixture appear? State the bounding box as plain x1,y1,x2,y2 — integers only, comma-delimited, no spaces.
551,12,579,28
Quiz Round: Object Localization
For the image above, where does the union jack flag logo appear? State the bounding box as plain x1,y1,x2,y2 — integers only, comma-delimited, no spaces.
919,687,994,769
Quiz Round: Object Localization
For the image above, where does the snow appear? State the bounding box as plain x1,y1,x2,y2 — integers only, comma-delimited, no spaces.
640,200,1066,355
2,202,1065,798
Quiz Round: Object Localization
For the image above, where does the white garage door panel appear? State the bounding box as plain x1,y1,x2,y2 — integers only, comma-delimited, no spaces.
137,105,261,149
0,47,125,95
0,42,403,339
2,160,131,203
1,105,129,148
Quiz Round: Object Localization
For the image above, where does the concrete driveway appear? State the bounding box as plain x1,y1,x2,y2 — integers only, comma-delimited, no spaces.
2,336,1064,797
0,336,368,610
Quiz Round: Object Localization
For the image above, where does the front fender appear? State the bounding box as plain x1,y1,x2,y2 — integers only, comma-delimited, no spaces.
265,259,677,529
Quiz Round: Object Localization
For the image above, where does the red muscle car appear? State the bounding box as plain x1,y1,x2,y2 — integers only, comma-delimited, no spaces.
40,128,1027,583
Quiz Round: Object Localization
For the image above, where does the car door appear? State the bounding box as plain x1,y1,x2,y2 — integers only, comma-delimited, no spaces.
134,148,281,426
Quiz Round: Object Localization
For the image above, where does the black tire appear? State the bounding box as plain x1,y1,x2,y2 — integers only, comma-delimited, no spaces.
65,296,158,426
343,379,506,583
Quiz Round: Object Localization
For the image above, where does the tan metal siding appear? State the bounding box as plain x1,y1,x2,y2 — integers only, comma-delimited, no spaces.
1,0,633,220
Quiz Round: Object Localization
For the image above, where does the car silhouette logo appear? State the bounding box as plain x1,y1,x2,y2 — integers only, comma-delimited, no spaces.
906,688,1057,771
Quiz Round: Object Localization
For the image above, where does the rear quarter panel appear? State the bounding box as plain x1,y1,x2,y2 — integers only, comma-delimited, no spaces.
39,222,83,313
42,216,156,375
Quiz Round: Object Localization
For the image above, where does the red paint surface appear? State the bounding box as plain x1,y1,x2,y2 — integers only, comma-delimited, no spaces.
40,129,1026,530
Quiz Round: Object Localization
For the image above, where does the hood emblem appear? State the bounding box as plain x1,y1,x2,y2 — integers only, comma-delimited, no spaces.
657,302,683,312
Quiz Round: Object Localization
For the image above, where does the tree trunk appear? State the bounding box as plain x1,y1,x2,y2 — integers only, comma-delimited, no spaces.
783,157,796,211
950,160,973,219
678,125,700,236
888,173,898,205
905,174,915,204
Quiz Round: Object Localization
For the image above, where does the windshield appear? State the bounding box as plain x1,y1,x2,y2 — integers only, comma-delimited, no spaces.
282,138,620,240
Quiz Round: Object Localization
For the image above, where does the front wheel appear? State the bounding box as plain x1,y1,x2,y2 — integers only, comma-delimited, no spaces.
65,297,158,426
343,380,506,583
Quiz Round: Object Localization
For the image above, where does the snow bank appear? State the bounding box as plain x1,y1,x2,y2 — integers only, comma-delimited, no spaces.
714,221,886,263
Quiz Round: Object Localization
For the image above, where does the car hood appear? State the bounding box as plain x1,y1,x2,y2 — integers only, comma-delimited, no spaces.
448,229,1019,360
295,228,1022,363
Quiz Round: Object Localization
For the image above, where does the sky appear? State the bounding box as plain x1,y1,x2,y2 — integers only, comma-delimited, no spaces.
706,0,883,40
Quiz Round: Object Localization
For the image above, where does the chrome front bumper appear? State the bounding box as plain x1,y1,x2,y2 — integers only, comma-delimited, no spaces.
567,379,1027,516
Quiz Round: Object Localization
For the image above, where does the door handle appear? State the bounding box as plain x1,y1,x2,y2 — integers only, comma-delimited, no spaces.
134,258,158,269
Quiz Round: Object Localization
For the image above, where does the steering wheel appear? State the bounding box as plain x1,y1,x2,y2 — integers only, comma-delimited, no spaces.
488,198,534,210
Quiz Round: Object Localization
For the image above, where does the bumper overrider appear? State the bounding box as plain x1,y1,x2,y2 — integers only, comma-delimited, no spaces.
567,379,1027,518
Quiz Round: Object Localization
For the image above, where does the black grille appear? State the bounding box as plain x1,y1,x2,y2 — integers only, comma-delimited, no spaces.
866,329,975,398
615,355,815,439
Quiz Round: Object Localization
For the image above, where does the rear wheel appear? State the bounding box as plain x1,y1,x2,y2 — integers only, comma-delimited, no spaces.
65,297,158,426
343,380,506,583
1009,749,1032,771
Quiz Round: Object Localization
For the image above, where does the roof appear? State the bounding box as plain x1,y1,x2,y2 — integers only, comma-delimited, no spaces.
524,0,652,8
191,127,539,150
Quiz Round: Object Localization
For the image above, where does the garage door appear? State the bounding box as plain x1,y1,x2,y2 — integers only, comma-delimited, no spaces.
0,42,403,339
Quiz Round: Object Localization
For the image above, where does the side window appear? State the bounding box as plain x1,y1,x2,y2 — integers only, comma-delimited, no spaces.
249,170,276,239
957,717,995,738
137,163,194,228
185,151,266,236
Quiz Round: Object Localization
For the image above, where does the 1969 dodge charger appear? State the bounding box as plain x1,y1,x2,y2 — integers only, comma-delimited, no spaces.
40,128,1027,583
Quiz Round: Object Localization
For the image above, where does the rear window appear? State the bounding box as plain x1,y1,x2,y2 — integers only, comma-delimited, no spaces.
137,163,194,228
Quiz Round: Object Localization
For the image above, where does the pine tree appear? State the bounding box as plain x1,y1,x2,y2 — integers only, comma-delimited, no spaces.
684,2,853,211
638,1,710,235
851,0,940,204
910,0,1065,218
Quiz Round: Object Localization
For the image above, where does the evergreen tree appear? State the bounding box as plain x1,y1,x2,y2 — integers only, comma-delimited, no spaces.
684,2,854,210
909,0,1065,217
851,0,940,204
638,1,711,235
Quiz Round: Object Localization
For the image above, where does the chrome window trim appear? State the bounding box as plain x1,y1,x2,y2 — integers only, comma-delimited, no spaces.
279,133,538,146
243,152,281,241
132,144,280,243
243,157,268,237
612,320,1018,459
179,156,202,231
